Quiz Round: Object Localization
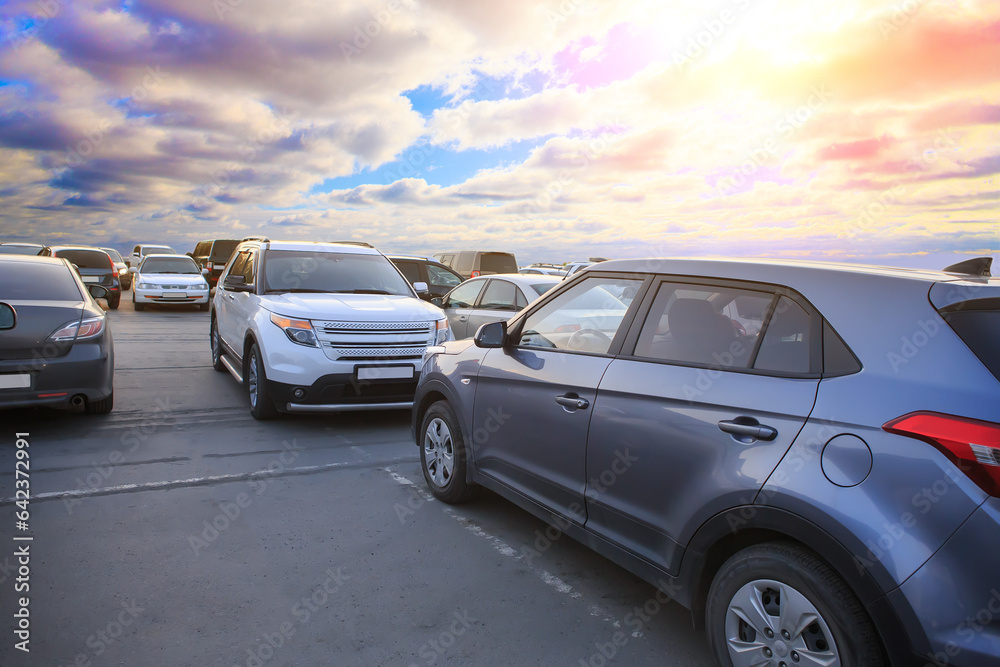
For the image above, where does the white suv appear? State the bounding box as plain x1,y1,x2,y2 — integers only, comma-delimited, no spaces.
210,239,452,419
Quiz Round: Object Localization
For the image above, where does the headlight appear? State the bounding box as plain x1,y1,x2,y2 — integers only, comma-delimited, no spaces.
270,313,318,347
195,283,209,291
49,316,105,341
434,318,452,345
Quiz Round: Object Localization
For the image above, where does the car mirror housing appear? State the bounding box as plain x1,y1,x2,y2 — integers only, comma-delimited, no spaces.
474,320,507,348
224,274,247,290
202,268,210,276
430,297,444,307
413,281,429,294
0,303,15,330
87,284,110,300
128,266,138,274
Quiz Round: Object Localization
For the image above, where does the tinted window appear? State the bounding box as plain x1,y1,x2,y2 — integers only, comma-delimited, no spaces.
519,277,640,354
225,251,249,283
479,280,517,310
141,257,201,274
444,280,485,308
0,245,42,255
427,264,462,289
0,261,82,300
262,251,411,295
515,288,528,310
943,309,1000,381
479,253,517,274
394,261,421,283
531,283,556,296
210,240,239,261
194,242,209,256
101,248,124,263
56,249,111,270
241,251,257,284
754,297,813,374
633,283,773,369
823,321,861,376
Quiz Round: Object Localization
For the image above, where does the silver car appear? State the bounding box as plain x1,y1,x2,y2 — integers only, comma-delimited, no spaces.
435,273,561,339
413,256,1000,666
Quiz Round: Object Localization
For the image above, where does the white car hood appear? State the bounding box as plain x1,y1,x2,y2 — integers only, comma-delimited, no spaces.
261,293,444,322
139,273,207,286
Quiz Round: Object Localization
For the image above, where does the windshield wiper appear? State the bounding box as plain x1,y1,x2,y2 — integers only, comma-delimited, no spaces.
275,288,333,294
333,289,393,295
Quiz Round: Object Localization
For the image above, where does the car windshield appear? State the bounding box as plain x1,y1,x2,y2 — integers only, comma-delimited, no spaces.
56,249,111,269
101,248,124,262
141,257,201,274
144,245,175,254
0,245,42,255
263,251,413,296
0,261,82,300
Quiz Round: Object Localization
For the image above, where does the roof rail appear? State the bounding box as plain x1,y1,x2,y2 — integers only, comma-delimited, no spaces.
331,241,374,248
943,257,992,277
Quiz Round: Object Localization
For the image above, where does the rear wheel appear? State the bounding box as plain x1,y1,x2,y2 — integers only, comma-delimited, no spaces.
210,319,225,372
85,392,113,415
246,342,278,420
199,302,209,312
706,542,884,667
109,294,120,310
419,401,476,503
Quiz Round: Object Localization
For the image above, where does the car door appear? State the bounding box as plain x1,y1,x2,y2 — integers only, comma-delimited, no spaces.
426,263,462,299
216,250,249,353
472,274,647,522
441,279,486,339
465,278,523,338
583,278,822,575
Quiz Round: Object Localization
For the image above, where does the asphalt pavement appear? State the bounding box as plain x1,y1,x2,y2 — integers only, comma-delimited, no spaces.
0,295,713,666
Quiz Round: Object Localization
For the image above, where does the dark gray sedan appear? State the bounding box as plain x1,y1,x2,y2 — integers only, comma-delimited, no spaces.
412,257,1000,667
0,254,115,414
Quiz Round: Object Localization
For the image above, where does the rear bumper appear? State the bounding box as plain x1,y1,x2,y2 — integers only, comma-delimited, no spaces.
0,339,114,410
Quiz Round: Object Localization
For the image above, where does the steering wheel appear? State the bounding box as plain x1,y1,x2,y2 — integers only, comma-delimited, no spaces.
567,328,612,351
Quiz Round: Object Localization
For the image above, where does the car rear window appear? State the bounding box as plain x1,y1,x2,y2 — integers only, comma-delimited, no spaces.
0,261,82,300
480,253,517,274
942,308,1000,381
101,248,124,262
210,240,239,261
56,249,111,269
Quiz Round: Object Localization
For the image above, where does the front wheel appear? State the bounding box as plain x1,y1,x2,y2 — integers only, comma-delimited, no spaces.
210,319,225,372
246,342,278,420
108,295,120,310
419,401,476,503
706,542,884,667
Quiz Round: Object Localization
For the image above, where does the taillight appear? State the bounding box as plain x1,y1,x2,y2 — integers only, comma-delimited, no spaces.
471,270,481,277
884,412,1000,497
207,261,214,270
49,316,105,341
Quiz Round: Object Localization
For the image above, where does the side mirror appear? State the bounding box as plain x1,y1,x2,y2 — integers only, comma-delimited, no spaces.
0,303,15,330
224,274,249,291
128,266,138,274
186,252,194,257
430,297,444,308
413,281,429,294
202,268,209,276
474,320,507,348
88,285,109,299
70,263,81,273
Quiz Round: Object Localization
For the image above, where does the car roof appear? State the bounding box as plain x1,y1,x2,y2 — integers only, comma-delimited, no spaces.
243,240,381,255
466,273,563,288
0,242,43,247
48,245,110,253
142,253,193,260
591,257,999,287
0,254,68,266
386,254,438,262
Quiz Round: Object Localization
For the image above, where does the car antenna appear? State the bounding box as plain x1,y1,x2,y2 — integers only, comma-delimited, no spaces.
943,257,992,277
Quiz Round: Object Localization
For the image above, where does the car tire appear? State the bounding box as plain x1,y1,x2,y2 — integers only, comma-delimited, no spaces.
199,302,209,312
109,294,120,310
134,301,144,311
706,542,885,667
210,319,225,372
85,392,114,415
246,342,278,420
419,401,477,504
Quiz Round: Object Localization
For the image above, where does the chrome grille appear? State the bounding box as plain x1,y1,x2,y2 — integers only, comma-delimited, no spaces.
314,321,435,362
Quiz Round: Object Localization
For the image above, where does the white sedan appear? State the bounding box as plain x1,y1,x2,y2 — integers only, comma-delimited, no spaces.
130,254,211,311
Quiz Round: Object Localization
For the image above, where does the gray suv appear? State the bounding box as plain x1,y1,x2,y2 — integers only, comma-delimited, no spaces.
412,257,999,666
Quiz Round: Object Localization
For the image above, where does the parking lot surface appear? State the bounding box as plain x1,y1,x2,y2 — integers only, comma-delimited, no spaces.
0,299,713,666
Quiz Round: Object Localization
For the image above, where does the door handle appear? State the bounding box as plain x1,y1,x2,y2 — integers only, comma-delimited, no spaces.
718,419,777,442
459,316,468,322
555,395,589,410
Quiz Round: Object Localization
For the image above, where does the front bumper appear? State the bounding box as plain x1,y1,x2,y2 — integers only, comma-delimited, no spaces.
135,288,210,305
0,339,114,410
265,372,418,412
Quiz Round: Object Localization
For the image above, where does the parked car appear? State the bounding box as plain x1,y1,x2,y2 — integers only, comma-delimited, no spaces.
433,251,518,279
211,239,451,419
130,254,211,311
191,239,240,289
0,254,114,414
519,263,569,277
435,273,561,339
126,243,176,268
412,256,1000,666
0,242,44,255
100,247,132,290
387,254,464,301
37,246,122,309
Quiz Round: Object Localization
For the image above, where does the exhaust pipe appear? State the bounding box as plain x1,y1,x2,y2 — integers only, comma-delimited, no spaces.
71,395,85,408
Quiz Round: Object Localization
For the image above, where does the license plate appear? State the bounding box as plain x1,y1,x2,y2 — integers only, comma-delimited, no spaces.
0,374,31,389
82,276,100,283
357,365,414,381
163,291,187,298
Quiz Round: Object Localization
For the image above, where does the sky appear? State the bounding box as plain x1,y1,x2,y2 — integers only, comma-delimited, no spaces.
0,0,998,268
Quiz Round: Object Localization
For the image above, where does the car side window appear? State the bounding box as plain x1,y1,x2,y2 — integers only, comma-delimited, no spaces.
395,261,420,283
427,264,461,289
444,280,485,309
224,251,249,284
241,251,257,285
753,296,813,374
515,288,528,310
519,277,642,354
478,280,517,311
633,282,775,369
132,246,140,254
